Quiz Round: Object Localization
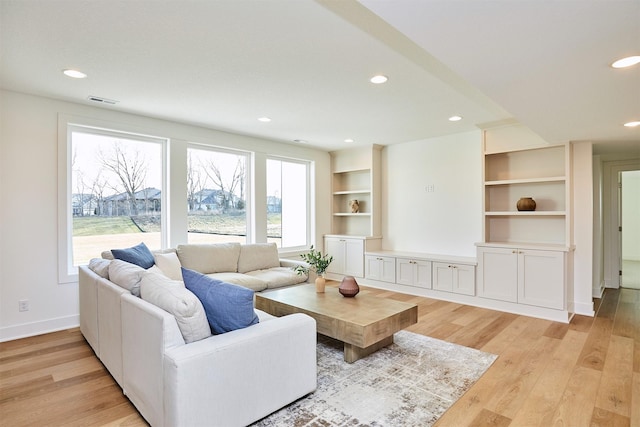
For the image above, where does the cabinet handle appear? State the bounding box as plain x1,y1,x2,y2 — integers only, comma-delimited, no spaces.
512,250,518,254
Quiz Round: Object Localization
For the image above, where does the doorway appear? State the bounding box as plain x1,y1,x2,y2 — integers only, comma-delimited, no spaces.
620,170,640,289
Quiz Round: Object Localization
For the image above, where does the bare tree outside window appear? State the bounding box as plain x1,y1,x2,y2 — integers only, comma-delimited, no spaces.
187,147,248,244
98,142,148,216
70,129,163,266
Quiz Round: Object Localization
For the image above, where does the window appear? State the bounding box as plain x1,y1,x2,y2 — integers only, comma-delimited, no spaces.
187,145,249,244
267,157,310,249
60,121,166,281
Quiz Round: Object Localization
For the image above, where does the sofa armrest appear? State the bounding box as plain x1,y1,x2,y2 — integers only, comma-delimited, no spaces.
279,258,315,282
121,293,185,427
164,313,317,427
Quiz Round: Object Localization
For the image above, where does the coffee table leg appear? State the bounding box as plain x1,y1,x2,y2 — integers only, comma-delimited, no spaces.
343,335,394,363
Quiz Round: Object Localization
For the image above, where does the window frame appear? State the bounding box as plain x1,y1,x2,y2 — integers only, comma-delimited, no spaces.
266,155,312,252
57,115,168,284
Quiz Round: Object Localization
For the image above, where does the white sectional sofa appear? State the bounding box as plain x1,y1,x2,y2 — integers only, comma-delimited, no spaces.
79,242,317,427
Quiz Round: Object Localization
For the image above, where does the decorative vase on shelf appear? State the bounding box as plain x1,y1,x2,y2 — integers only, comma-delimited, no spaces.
339,276,360,297
516,197,536,211
315,276,326,293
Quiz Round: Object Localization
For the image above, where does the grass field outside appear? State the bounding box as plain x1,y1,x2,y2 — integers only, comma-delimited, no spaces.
72,214,283,266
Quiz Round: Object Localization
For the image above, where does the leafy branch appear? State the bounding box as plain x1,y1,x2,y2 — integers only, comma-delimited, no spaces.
294,245,333,277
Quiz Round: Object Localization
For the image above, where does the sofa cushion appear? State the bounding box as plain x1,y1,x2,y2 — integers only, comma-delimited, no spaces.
111,242,155,269
176,243,241,274
206,272,268,292
88,258,111,279
140,271,211,343
182,267,259,334
109,260,146,297
154,252,183,281
246,267,307,289
237,243,280,273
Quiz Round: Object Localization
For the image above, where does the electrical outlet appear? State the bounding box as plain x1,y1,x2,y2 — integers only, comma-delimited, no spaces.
18,299,29,312
425,184,435,193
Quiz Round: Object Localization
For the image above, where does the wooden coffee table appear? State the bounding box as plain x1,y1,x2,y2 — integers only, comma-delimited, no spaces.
255,284,418,363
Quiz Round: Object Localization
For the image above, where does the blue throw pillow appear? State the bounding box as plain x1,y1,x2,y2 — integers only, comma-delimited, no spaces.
111,242,155,269
181,267,259,334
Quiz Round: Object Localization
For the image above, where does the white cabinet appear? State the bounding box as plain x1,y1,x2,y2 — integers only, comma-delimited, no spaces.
396,258,431,289
476,123,572,319
433,262,476,296
365,255,396,283
325,236,365,278
477,245,566,310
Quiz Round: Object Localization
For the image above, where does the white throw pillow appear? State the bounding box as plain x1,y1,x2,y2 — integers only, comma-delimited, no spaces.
154,252,183,281
140,271,211,343
108,259,146,297
237,243,280,273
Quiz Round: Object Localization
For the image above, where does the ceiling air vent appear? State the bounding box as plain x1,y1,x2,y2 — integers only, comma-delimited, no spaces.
87,95,118,105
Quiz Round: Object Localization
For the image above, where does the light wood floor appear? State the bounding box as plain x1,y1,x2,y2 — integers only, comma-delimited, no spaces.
1,285,638,427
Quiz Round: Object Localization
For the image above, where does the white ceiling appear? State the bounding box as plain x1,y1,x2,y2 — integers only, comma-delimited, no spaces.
1,0,638,155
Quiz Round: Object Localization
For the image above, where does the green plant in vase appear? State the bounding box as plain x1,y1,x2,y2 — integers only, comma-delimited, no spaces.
294,245,333,293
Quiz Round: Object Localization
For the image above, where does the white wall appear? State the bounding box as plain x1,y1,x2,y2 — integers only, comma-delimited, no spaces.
381,131,482,257
622,170,640,261
0,90,331,341
592,155,604,297
572,142,594,315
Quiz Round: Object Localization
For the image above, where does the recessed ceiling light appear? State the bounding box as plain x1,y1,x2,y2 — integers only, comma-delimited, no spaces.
370,75,388,84
258,117,271,122
623,121,640,127
63,69,87,79
611,56,640,68
344,138,355,143
448,115,463,122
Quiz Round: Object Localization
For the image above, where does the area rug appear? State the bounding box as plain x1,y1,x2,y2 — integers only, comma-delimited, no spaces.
252,331,497,427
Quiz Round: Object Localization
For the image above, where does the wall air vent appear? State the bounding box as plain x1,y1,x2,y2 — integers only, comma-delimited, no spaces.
87,95,119,105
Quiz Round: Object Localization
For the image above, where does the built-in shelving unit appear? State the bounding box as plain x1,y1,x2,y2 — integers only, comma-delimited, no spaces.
324,145,382,279
482,128,571,247
476,122,574,322
330,145,381,237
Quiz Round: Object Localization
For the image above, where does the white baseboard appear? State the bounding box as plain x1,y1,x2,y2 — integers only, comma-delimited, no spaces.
573,301,595,317
592,281,605,298
0,315,79,343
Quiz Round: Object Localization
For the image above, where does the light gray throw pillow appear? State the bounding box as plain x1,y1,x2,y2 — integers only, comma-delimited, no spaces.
140,271,211,343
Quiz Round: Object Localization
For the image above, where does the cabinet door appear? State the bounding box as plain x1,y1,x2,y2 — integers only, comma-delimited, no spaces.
414,260,432,288
396,258,415,286
477,247,517,302
397,258,431,288
325,237,344,274
453,264,476,296
432,262,453,291
518,249,564,309
365,256,395,283
344,238,364,277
